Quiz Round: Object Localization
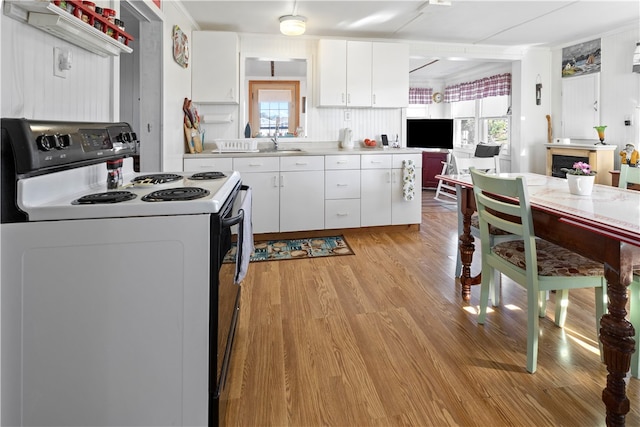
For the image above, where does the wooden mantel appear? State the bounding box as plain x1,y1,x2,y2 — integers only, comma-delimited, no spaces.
545,143,616,186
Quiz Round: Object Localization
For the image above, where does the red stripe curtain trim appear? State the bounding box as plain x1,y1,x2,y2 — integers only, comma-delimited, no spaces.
444,73,511,103
409,87,433,104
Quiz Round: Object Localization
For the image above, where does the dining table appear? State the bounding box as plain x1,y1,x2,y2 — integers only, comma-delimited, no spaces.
435,172,640,427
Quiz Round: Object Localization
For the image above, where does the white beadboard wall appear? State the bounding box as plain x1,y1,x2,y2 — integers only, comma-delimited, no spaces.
551,25,640,168
1,12,114,121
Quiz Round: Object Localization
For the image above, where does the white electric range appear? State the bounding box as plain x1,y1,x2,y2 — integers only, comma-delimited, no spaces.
1,118,248,427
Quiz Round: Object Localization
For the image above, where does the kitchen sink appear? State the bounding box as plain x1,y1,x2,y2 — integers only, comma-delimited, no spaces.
259,148,304,153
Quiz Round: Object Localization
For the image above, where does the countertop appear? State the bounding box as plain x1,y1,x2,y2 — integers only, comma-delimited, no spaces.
184,141,425,158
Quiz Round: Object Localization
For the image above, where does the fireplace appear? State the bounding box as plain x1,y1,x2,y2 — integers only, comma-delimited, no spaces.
545,144,615,185
551,154,588,178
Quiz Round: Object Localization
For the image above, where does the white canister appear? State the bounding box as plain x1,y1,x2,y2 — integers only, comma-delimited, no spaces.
340,128,354,149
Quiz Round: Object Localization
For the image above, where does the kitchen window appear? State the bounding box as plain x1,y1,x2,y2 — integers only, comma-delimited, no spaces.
248,81,300,137
452,95,510,151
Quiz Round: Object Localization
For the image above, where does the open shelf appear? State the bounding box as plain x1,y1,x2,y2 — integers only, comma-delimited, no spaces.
3,0,133,57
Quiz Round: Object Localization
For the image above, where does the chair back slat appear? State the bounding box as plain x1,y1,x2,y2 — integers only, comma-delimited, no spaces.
470,168,537,271
454,156,500,174
619,164,640,188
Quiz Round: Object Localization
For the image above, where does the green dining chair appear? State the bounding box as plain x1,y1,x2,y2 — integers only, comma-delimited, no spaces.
470,168,607,373
453,155,516,305
618,164,640,378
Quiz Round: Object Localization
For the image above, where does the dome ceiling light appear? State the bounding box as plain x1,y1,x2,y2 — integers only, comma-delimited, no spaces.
279,15,306,36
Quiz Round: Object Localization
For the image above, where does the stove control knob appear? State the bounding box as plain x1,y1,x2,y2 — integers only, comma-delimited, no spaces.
36,134,53,151
55,134,71,149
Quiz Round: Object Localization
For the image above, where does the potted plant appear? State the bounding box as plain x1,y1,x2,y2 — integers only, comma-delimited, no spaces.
561,161,597,195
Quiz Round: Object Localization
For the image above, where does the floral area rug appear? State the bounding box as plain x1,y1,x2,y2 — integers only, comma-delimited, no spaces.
224,235,354,263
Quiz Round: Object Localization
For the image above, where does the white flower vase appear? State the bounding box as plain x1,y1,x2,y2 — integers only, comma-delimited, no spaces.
567,174,595,196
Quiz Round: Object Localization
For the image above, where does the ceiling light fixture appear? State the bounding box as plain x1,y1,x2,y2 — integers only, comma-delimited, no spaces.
280,15,306,36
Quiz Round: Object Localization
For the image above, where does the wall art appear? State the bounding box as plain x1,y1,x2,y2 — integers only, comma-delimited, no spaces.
172,25,189,68
562,38,601,78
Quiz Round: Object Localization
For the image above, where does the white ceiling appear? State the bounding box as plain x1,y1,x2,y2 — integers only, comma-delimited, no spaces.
180,0,640,80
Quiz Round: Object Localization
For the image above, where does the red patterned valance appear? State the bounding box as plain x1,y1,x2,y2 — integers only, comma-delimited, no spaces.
409,87,433,104
444,73,511,103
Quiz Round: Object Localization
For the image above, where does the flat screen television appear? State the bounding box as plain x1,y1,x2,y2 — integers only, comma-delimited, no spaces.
406,118,454,150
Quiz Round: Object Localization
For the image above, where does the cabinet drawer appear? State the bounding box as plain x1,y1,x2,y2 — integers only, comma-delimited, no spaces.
325,155,360,170
325,199,361,229
184,157,233,171
361,154,392,169
280,156,324,171
325,170,360,199
392,154,422,169
233,156,279,172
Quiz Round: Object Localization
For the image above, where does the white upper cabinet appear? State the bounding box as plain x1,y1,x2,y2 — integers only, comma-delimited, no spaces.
372,43,409,108
191,31,239,104
317,39,409,108
317,40,372,107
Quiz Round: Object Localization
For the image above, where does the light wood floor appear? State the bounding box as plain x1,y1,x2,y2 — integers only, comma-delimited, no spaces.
225,189,640,426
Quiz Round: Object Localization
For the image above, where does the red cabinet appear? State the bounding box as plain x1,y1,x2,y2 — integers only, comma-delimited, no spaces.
422,151,448,189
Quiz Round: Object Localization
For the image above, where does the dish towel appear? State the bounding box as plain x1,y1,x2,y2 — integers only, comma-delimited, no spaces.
402,159,416,201
235,186,254,284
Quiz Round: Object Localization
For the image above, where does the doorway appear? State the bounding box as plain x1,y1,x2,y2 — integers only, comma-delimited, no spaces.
120,1,163,172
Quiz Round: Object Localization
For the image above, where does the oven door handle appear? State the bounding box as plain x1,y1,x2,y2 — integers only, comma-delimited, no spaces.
221,185,249,229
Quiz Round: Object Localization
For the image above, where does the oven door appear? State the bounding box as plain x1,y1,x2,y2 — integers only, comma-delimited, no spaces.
210,184,251,427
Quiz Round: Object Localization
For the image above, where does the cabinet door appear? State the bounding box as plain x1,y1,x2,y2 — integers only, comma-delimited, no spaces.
361,169,392,227
346,41,372,107
238,172,280,234
372,42,409,108
191,31,239,104
326,170,360,199
421,152,447,188
391,169,422,225
280,171,325,232
183,157,233,171
317,39,347,106
561,73,600,139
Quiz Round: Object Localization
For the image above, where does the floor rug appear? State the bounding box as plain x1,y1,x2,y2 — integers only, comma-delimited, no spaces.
224,235,354,263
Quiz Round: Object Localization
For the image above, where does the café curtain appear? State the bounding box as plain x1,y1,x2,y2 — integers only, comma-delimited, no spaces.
409,87,433,104
444,73,511,103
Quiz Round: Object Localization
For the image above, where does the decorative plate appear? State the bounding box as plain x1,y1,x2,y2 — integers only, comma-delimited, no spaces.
172,25,189,68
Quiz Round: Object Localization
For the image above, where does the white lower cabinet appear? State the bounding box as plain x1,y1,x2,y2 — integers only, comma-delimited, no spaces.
361,154,422,227
279,156,325,232
391,154,422,225
232,157,280,233
183,157,233,171
325,155,360,229
185,151,421,233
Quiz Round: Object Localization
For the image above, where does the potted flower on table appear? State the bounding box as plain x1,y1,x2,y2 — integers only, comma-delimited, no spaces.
561,161,597,196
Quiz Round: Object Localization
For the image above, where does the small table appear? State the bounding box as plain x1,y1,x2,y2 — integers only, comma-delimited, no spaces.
436,172,640,427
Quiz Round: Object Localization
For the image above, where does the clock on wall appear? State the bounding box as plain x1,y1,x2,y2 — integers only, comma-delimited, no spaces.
432,92,443,103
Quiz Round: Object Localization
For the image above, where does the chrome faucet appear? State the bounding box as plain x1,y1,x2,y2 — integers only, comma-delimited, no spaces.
271,119,280,150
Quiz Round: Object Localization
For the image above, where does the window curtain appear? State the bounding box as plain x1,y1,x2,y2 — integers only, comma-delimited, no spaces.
409,87,433,104
444,73,511,103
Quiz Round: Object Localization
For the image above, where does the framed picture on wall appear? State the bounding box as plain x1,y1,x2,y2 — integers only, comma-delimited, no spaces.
562,38,601,78
172,25,189,69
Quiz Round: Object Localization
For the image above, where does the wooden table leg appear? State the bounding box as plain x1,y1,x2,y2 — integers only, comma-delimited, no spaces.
601,243,637,427
457,185,482,301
